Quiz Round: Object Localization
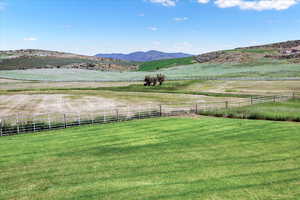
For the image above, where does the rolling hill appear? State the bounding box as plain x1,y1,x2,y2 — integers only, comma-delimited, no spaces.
95,50,193,62
0,49,137,71
196,40,300,64
138,40,300,71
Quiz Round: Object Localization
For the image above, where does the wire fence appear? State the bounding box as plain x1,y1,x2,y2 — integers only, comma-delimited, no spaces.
168,76,300,82
0,93,298,136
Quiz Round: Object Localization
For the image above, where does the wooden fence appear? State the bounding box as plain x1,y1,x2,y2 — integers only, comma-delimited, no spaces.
0,94,296,137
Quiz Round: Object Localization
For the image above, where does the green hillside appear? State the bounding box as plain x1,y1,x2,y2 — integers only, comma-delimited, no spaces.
138,56,195,71
1,117,300,200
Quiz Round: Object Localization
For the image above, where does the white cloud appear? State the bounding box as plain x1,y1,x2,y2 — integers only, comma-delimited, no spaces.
216,0,298,10
24,37,38,41
173,17,189,21
197,0,300,10
197,0,210,3
148,0,299,10
147,26,158,31
148,0,177,7
138,13,145,17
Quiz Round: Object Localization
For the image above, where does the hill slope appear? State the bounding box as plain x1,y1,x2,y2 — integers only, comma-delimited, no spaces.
196,40,300,64
138,56,196,71
95,50,192,62
0,49,137,71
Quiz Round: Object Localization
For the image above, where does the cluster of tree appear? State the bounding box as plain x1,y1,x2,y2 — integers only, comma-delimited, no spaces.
144,74,165,86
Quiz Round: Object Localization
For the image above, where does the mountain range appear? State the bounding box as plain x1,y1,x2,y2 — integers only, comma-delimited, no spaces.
95,50,193,62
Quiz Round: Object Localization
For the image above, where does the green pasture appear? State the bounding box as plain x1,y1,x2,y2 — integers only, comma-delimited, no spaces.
1,62,300,81
200,98,300,121
1,117,300,200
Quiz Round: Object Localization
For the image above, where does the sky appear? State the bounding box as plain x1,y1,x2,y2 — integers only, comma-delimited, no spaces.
0,0,300,55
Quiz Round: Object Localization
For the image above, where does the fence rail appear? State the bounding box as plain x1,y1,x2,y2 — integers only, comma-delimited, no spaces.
0,94,297,136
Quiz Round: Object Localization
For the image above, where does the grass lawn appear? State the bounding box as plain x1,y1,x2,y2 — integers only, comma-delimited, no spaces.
200,99,300,121
1,117,300,200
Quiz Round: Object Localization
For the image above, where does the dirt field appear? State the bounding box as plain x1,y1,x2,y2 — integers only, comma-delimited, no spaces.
0,79,139,90
0,91,245,118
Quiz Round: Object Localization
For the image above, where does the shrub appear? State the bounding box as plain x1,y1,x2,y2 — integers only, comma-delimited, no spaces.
144,74,165,86
157,74,165,85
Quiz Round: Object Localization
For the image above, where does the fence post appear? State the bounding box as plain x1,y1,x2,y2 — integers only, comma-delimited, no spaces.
0,120,2,137
64,114,67,128
225,101,229,109
159,105,162,117
251,96,253,105
127,106,130,120
195,104,198,114
292,92,295,100
104,112,106,123
273,96,276,102
78,113,81,126
48,114,51,129
16,114,20,134
91,113,94,124
116,109,119,122
33,116,36,132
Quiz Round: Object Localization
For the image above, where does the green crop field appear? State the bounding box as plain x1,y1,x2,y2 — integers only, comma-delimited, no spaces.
0,63,300,81
200,98,300,121
138,57,196,71
1,117,300,200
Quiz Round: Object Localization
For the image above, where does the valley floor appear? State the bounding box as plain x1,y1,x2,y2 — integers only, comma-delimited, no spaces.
1,117,300,200
0,78,298,118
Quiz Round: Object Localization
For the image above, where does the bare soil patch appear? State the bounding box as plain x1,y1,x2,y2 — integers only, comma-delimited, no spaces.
0,81,140,90
0,91,245,118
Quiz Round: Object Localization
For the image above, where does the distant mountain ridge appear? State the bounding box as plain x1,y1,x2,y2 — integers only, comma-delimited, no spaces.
95,50,193,62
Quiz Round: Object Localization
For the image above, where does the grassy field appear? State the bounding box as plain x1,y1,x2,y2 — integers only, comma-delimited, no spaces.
0,78,298,96
95,81,255,98
200,98,300,121
1,63,300,81
1,117,300,200
138,57,196,71
0,80,254,98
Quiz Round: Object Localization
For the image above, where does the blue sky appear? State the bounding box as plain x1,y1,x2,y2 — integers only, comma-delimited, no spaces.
0,0,300,55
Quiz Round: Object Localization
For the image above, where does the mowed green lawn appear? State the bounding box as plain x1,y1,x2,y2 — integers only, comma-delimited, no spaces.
1,117,300,200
